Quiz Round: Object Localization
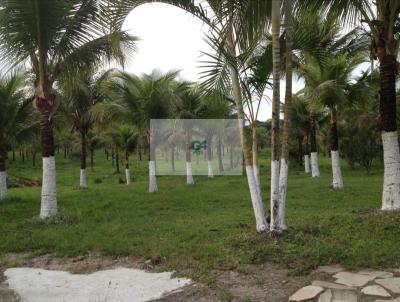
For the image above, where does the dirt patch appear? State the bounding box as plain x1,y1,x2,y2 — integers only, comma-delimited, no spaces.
154,263,328,302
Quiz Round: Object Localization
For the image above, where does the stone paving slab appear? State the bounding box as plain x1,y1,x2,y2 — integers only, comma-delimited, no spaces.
375,278,400,294
289,285,324,301
312,280,355,290
333,272,376,287
361,285,391,297
317,265,346,274
358,271,394,279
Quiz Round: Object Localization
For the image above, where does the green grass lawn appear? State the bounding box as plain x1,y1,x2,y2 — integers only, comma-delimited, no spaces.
1,150,400,278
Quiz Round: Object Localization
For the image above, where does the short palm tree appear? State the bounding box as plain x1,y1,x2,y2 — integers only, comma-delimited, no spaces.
108,125,138,185
300,53,366,189
0,73,36,199
105,70,178,192
58,69,112,188
0,0,137,218
173,84,203,185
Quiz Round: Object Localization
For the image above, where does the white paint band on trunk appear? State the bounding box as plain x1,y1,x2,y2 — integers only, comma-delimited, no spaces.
278,158,288,230
40,157,58,219
149,161,158,192
0,171,7,200
381,131,400,210
246,165,267,232
331,150,344,189
311,152,320,178
253,164,263,205
186,162,194,185
125,168,131,185
270,160,280,231
79,169,87,188
207,160,214,178
304,155,311,173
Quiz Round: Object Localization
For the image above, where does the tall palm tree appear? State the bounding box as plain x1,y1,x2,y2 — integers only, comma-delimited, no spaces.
59,69,112,188
270,0,282,233
299,0,400,210
278,0,293,231
0,73,36,199
0,0,137,218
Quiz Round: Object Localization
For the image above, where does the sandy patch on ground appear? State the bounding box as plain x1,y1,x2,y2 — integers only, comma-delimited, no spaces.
4,267,191,302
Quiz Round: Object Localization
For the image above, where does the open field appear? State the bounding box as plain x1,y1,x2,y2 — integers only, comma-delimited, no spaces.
1,150,400,283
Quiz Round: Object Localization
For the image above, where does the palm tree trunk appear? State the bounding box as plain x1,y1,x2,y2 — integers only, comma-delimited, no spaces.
171,144,176,172
136,147,140,169
125,152,131,185
330,110,344,189
0,150,7,200
90,149,94,172
80,130,88,188
149,130,158,192
226,29,267,233
12,149,15,162
230,144,234,169
278,0,293,231
379,54,400,210
185,129,194,185
270,0,281,233
115,148,120,173
303,135,311,173
37,96,58,219
32,151,37,168
207,137,214,178
252,126,261,196
111,148,115,167
217,137,224,173
309,111,320,178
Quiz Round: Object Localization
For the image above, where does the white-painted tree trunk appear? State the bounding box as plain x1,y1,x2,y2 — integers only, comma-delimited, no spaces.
40,157,58,219
0,171,7,200
148,161,158,192
270,160,280,231
125,168,131,185
79,169,87,188
253,164,263,205
278,159,288,230
331,150,344,189
246,165,268,232
186,162,194,185
311,152,320,178
304,155,310,173
381,131,400,210
207,160,214,178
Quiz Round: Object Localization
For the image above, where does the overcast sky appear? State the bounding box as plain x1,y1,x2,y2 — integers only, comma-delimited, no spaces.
121,3,311,121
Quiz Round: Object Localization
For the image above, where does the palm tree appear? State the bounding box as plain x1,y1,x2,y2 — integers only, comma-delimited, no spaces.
108,125,138,185
0,73,36,199
299,0,400,209
105,70,178,192
0,0,137,218
300,53,366,189
87,130,102,171
278,0,293,231
59,69,112,188
173,84,202,185
270,0,282,233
